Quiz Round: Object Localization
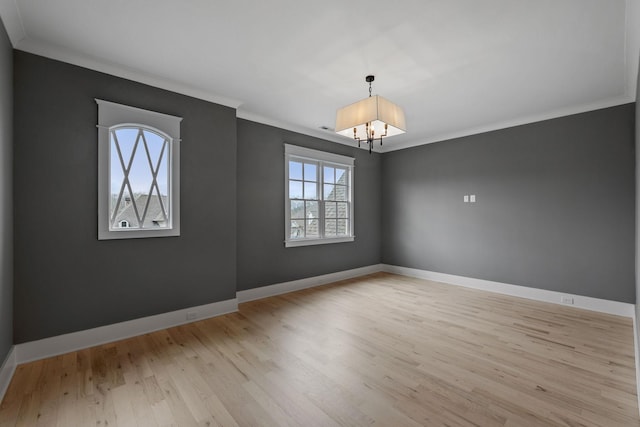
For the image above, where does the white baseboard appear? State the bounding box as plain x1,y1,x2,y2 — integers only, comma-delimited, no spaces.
8,262,384,368
237,264,385,303
15,298,238,364
382,264,635,318
0,346,16,403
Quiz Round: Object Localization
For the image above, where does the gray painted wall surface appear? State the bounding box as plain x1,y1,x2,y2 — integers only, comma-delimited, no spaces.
13,52,237,343
236,119,381,291
8,51,636,344
0,19,13,361
635,58,640,348
382,105,635,303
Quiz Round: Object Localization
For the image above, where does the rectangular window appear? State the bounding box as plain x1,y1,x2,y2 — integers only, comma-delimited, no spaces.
285,144,354,247
96,99,181,240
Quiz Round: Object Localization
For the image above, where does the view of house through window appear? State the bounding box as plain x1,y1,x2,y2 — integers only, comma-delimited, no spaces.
109,126,170,230
285,144,354,247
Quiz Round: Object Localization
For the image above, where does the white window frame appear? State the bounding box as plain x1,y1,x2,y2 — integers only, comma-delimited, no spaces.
96,99,182,240
285,144,355,247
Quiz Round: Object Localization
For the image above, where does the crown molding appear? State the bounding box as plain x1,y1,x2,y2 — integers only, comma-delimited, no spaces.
236,109,383,153
382,94,634,153
626,0,640,99
15,38,243,109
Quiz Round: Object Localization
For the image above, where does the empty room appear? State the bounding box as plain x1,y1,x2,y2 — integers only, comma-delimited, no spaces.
1,1,640,426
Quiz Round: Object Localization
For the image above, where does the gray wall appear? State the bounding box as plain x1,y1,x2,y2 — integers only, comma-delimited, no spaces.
382,105,635,303
0,19,13,361
236,120,381,291
635,55,640,353
8,50,636,344
13,52,237,343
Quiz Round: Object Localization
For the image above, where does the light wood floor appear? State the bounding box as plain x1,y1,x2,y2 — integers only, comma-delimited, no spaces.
0,272,638,426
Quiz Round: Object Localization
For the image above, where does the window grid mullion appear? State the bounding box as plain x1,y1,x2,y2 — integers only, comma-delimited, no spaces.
128,130,146,226
139,130,153,227
150,139,169,223
303,196,308,238
318,161,324,238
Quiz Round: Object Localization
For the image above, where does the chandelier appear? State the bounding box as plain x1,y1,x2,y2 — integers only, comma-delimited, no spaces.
335,75,406,153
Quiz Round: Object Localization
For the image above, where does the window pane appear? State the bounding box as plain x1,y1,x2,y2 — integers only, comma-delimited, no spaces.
337,202,348,218
306,219,319,237
336,168,348,185
335,185,347,201
290,220,304,239
143,130,165,164
324,166,335,183
110,137,124,184
336,219,349,236
324,184,335,200
157,148,169,196
325,219,337,236
142,193,169,228
113,128,138,164
290,200,304,219
143,131,169,196
289,181,303,199
303,182,317,199
304,163,317,181
325,202,337,219
113,188,140,228
306,201,319,219
289,161,303,180
110,130,134,218
129,138,153,195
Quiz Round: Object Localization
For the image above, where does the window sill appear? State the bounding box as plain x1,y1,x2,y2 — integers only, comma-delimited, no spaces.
98,228,180,240
285,236,355,248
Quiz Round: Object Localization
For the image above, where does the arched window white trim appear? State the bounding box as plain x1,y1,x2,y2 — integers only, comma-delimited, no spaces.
96,99,182,240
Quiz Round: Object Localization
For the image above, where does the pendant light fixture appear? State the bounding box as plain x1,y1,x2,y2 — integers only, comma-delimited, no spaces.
335,75,406,153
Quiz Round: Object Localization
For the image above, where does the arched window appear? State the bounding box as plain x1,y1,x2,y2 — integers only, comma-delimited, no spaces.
97,100,181,240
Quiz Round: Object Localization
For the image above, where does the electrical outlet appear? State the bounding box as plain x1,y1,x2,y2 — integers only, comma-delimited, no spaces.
470,195,476,203
464,195,469,203
560,296,574,305
186,312,197,320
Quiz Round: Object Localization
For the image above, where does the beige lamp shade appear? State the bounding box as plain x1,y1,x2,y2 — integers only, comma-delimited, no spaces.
335,95,406,139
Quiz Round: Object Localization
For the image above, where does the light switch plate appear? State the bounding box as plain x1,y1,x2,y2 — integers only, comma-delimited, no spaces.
464,195,469,203
470,195,476,203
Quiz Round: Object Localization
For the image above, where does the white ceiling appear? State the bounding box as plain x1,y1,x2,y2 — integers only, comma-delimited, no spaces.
1,0,639,152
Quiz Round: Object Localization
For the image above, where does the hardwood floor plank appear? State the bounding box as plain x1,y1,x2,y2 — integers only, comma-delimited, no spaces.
0,273,638,426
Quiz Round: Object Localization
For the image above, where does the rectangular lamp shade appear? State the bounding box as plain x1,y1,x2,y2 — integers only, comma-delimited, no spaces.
335,95,406,139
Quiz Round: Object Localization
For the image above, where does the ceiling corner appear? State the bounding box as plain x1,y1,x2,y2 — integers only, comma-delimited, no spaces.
0,0,25,46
